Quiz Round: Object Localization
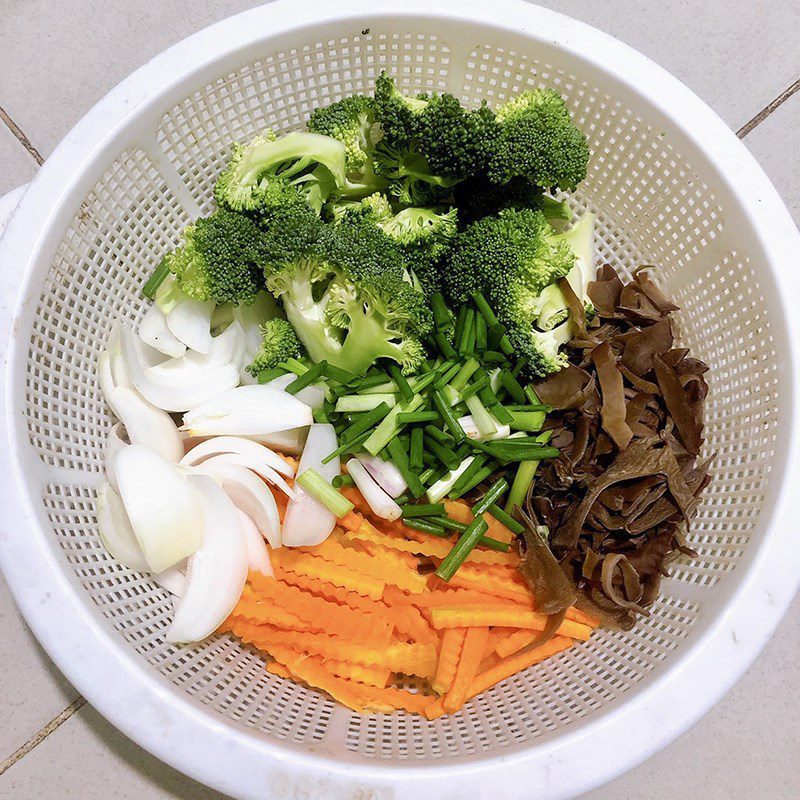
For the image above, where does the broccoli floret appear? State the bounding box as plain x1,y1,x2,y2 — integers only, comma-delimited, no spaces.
454,176,571,226
373,141,459,206
444,208,593,376
331,194,458,294
215,130,347,215
373,71,429,149
157,207,267,307
261,206,432,375
307,95,386,197
487,89,590,190
247,318,302,375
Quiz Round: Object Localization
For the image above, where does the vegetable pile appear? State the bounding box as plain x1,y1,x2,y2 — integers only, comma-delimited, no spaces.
93,72,711,717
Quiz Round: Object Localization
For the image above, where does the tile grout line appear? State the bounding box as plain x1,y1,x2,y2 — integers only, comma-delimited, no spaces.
737,76,800,139
0,104,44,166
0,697,86,776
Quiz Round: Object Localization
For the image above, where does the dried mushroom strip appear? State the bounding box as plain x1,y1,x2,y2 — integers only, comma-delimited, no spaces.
526,265,711,629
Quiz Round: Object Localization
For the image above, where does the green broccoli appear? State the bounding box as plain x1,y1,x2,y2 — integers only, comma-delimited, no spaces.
444,208,593,375
247,318,302,375
261,206,432,376
331,193,458,294
156,207,267,307
307,95,386,197
453,175,572,226
487,89,590,191
215,129,347,216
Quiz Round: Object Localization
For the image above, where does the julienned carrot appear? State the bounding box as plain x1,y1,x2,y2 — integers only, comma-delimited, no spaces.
325,658,392,689
443,499,514,545
444,627,490,712
446,564,534,603
228,596,313,631
466,637,574,700
273,549,385,600
494,621,592,656
567,607,602,628
432,628,466,695
430,606,593,641
266,660,294,679
302,537,427,594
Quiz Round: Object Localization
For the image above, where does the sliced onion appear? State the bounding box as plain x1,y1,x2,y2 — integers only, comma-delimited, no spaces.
138,304,186,358
244,428,308,456
237,509,273,576
457,414,511,441
104,423,129,492
181,436,294,478
166,474,248,643
346,458,402,521
153,560,188,597
95,481,150,572
200,452,294,498
266,373,327,410
114,444,203,573
282,423,339,547
120,324,240,412
355,453,407,498
166,297,215,354
194,459,281,547
106,387,183,462
182,385,313,437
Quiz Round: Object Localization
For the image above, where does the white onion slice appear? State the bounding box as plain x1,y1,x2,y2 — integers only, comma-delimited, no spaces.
153,560,188,597
166,474,248,643
427,457,475,504
120,324,240,412
346,458,402,521
355,453,407,498
182,385,313,437
104,422,129,492
194,459,281,547
106,386,183,462
166,297,215,354
282,423,339,547
245,428,308,456
138,304,186,358
457,414,511,442
95,481,149,572
199,452,294,498
237,510,273,576
114,444,203,573
266,373,327,410
181,436,294,478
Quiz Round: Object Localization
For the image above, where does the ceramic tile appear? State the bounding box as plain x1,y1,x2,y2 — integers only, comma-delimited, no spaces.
580,593,800,800
0,122,38,198
0,703,229,799
742,90,800,225
0,576,79,760
0,0,799,157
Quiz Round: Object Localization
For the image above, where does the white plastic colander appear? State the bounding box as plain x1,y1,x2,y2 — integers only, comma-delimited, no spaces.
1,2,799,798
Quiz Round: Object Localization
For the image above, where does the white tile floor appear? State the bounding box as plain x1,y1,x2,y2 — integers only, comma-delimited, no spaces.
0,2,798,798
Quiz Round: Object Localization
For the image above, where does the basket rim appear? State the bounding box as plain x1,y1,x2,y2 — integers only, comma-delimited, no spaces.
1,1,799,798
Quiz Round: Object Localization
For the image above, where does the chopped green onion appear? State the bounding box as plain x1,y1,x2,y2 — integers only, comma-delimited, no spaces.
335,393,397,413
142,260,170,299
339,402,391,443
482,350,507,363
473,478,509,514
475,313,488,352
471,291,499,326
410,427,424,471
426,456,475,503
435,516,490,580
459,375,490,401
312,407,330,423
419,466,437,484
433,390,466,443
277,358,309,376
505,460,538,513
435,515,468,532
321,362,357,384
465,394,498,437
396,410,438,424
404,517,448,536
401,503,446,518
256,367,286,384
446,455,487,499
285,361,324,395
354,374,394,393
504,404,553,412
487,402,514,425
388,364,414,403
426,438,462,470
450,358,480,392
487,503,524,534
434,361,462,391
296,468,354,517
498,369,527,404
458,308,476,355
507,410,546,432
386,437,426,498
364,395,425,455
332,474,355,488
524,385,541,405
434,332,458,360
411,370,439,394
321,430,372,464
453,305,468,344
476,441,559,463
449,463,496,499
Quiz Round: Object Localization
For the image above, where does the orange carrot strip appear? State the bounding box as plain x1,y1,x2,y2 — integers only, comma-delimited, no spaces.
407,588,536,609
430,606,593,641
432,628,466,695
486,627,517,654
494,621,593,656
423,697,447,720
325,659,392,689
567,607,601,628
246,573,393,645
447,566,534,603
228,597,314,631
273,550,385,600
303,537,427,594
266,660,294,679
339,510,365,532
466,637,574,700
443,500,515,545
444,627,490,712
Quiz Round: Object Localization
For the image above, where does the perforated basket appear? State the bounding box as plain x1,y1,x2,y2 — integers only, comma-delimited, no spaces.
1,2,799,798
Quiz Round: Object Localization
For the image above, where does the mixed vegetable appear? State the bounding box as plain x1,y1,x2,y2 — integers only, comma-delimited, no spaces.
95,73,709,716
